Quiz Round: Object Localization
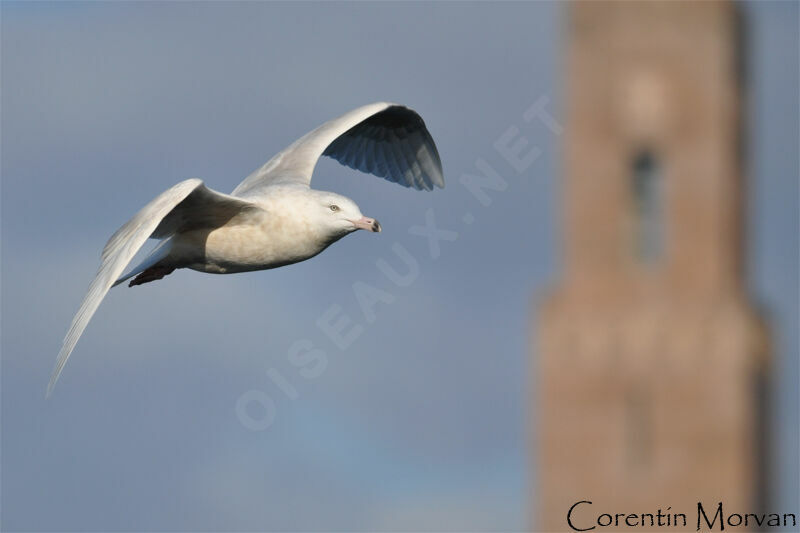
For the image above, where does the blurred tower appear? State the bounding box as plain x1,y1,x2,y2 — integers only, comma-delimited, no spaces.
535,2,769,531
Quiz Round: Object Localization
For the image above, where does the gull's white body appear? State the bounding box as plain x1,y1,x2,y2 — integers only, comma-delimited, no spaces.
167,186,350,274
48,102,444,396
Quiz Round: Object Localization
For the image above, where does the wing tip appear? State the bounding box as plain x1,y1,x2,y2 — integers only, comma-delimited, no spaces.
45,372,58,399
46,347,70,399
431,170,446,190
421,164,445,191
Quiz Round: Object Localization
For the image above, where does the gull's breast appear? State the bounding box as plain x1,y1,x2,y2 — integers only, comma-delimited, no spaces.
177,210,325,274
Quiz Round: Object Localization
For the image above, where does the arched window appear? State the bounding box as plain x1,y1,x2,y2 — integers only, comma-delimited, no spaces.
631,150,663,264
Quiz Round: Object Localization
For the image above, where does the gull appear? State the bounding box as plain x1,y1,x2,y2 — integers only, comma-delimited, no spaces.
47,102,444,396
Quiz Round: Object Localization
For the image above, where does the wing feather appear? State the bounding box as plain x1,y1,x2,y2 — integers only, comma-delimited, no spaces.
231,103,444,197
48,179,256,397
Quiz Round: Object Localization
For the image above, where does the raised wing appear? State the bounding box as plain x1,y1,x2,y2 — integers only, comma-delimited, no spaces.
47,179,256,397
232,102,444,197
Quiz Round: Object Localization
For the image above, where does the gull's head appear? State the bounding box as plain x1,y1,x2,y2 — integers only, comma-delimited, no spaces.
315,192,381,237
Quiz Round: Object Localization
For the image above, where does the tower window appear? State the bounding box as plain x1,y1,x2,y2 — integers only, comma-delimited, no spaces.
631,150,664,264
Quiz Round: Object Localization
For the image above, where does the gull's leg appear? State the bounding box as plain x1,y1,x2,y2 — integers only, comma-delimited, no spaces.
128,266,175,287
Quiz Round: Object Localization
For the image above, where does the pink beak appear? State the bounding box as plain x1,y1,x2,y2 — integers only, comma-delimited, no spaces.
351,216,382,233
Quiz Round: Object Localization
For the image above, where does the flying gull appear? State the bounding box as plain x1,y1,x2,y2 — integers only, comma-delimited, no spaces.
47,102,444,396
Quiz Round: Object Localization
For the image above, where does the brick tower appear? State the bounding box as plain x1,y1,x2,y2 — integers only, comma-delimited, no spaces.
535,2,769,531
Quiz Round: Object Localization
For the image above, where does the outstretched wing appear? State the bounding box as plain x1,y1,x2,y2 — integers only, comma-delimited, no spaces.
232,102,444,197
47,179,256,397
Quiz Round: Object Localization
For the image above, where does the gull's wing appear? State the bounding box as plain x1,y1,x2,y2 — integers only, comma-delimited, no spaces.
232,102,444,197
47,179,257,397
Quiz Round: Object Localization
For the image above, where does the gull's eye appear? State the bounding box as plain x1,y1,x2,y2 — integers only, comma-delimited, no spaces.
329,204,340,212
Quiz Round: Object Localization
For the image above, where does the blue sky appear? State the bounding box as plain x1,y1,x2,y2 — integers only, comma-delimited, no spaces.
1,2,797,531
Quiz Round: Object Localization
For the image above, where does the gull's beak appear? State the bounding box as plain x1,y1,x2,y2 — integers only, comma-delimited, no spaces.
351,216,381,233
